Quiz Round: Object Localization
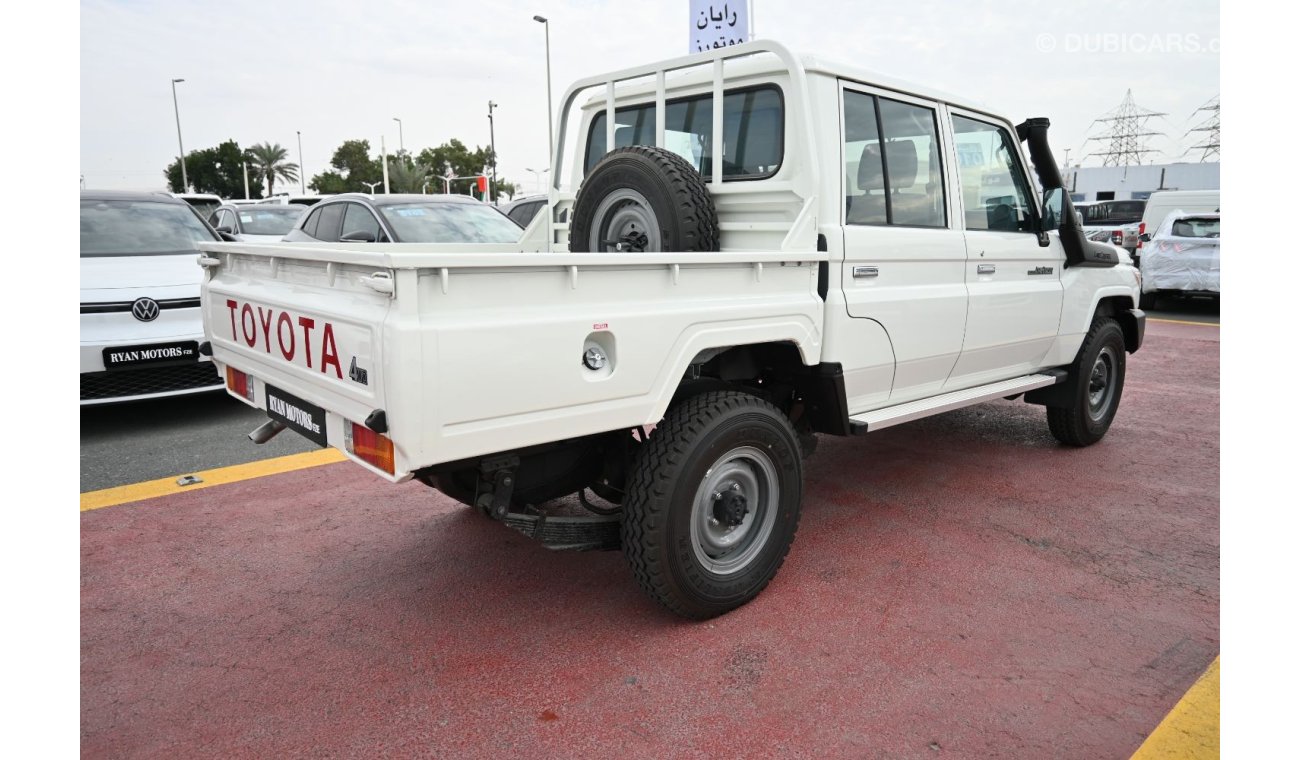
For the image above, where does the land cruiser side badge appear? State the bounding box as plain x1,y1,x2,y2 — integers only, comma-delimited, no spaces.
349,356,369,385
1028,266,1054,276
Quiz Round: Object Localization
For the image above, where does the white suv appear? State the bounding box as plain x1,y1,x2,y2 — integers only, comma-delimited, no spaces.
81,191,225,404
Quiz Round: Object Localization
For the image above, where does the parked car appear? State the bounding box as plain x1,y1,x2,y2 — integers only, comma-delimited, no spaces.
1081,199,1145,254
283,193,523,243
1139,211,1220,310
1136,190,1219,267
208,203,306,242
81,191,225,404
500,194,548,228
168,192,225,218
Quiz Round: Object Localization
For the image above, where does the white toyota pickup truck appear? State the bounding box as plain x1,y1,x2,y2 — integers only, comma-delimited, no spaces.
198,42,1144,619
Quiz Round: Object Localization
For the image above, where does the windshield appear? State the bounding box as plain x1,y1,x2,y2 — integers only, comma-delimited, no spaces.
238,206,305,235
377,202,522,243
81,200,218,256
1171,218,1220,238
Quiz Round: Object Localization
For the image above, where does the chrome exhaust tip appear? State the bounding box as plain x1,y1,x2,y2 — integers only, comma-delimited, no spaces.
248,419,287,444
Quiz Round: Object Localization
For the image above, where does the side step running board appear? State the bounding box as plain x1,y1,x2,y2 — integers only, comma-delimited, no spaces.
849,371,1065,434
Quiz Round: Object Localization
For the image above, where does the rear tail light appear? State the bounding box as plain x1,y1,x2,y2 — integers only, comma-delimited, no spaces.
226,367,255,402
1137,222,1146,249
1111,230,1124,245
345,421,395,474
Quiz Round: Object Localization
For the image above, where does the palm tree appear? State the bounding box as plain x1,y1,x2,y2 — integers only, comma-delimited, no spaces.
247,142,299,197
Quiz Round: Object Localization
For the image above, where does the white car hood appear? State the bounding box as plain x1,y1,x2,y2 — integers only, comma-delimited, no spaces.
80,253,203,303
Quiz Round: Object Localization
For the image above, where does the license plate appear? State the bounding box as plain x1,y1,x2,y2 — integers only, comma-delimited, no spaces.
102,341,199,370
265,385,328,446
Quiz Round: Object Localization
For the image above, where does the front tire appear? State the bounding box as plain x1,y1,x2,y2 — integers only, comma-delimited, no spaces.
622,391,803,619
1047,317,1127,447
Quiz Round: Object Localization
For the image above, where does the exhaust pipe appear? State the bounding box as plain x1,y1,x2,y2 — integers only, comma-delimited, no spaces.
248,419,286,444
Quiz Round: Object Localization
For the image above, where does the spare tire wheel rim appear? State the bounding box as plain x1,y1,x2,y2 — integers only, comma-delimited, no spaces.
689,445,780,576
589,188,662,252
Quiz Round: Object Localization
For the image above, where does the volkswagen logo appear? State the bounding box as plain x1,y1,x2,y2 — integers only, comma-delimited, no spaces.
131,298,161,322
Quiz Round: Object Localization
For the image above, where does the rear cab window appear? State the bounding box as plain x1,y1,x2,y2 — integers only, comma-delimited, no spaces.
584,85,784,180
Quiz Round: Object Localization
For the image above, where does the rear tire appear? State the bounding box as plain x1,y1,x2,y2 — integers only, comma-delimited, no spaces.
1047,317,1127,447
622,391,803,619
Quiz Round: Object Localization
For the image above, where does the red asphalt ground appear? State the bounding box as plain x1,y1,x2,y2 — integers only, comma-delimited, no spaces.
81,321,1219,758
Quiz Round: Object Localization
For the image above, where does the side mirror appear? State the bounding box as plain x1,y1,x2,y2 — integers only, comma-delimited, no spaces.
218,231,238,242
215,225,234,235
339,229,377,243
1140,232,1152,243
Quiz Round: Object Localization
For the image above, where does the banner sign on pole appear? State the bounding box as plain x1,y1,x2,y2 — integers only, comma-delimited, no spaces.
690,1,750,53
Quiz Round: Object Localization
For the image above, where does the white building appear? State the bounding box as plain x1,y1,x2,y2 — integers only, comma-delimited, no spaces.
1064,162,1219,203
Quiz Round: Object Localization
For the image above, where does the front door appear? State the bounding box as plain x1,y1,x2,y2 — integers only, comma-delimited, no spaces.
946,111,1064,388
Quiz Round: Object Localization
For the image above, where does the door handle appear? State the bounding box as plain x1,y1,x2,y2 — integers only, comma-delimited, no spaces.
977,264,996,275
853,266,879,278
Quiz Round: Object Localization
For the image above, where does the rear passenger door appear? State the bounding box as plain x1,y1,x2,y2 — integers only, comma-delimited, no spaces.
946,110,1064,388
839,84,969,404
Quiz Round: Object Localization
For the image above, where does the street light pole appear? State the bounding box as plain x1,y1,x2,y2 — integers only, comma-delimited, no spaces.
487,101,499,205
525,167,549,193
392,117,404,154
170,78,188,192
297,130,305,193
533,15,554,250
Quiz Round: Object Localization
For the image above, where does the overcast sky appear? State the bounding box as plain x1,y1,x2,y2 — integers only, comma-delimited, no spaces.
80,0,1219,195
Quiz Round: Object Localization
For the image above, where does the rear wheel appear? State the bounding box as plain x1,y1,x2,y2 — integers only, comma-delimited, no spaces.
622,391,803,619
1047,317,1127,447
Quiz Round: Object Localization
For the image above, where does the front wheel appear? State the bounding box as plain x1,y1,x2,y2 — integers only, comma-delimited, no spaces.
1047,317,1127,447
622,391,803,619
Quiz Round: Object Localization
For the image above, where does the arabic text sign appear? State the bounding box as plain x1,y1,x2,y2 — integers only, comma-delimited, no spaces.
690,1,750,53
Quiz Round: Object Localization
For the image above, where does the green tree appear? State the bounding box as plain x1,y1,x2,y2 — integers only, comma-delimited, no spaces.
310,139,381,193
385,153,435,193
416,139,493,194
165,140,255,198
248,142,300,197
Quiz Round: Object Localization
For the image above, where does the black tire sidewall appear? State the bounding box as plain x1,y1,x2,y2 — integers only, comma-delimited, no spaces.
574,156,679,250
1075,320,1126,438
661,406,802,611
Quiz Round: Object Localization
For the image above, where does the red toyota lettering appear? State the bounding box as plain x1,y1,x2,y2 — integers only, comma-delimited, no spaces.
240,304,256,347
226,299,238,339
298,316,315,368
320,323,342,379
276,311,295,361
257,307,273,353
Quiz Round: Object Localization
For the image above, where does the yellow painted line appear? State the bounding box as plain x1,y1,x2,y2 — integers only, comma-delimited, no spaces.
1131,656,1219,760
80,448,347,512
1149,318,1219,327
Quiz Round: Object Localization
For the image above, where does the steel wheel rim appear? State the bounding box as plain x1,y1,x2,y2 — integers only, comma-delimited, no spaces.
1088,346,1118,421
689,445,779,576
588,188,660,252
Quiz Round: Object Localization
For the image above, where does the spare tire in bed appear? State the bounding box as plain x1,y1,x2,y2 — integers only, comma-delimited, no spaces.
569,146,720,253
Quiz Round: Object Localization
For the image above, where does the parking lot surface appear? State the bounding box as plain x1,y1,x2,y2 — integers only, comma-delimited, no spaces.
81,320,1218,757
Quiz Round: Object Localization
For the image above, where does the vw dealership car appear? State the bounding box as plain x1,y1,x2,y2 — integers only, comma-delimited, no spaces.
81,191,225,404
283,193,523,243
208,203,306,242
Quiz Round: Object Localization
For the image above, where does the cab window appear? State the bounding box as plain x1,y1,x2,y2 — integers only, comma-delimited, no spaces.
951,115,1035,232
585,86,783,180
341,203,383,241
843,91,946,228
